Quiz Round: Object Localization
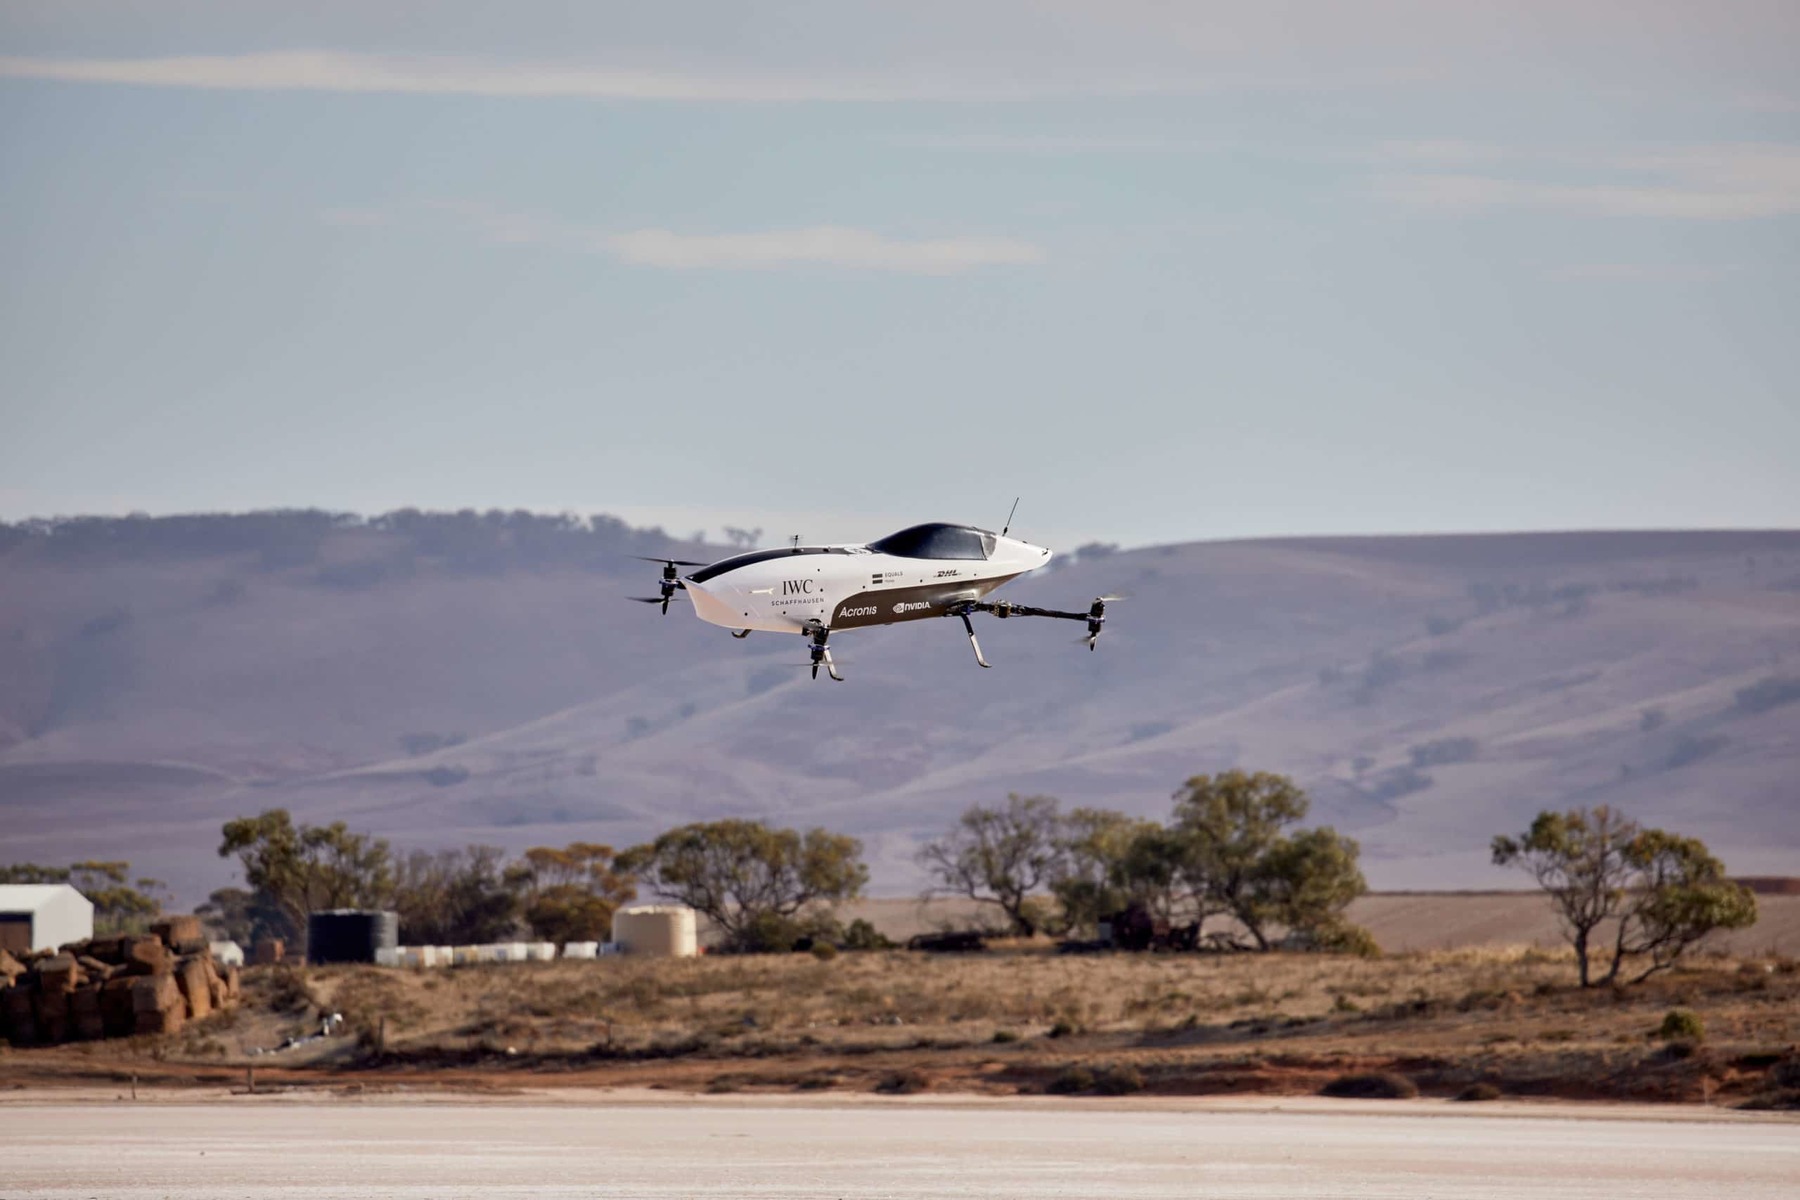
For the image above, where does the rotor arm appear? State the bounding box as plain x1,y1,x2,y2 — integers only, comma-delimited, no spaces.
948,595,1114,654
974,600,1091,621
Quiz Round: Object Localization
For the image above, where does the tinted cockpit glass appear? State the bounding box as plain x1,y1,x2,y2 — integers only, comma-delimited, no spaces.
866,523,995,560
687,546,850,583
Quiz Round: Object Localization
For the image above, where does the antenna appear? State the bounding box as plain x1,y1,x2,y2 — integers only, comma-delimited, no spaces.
790,533,801,551
1001,497,1020,539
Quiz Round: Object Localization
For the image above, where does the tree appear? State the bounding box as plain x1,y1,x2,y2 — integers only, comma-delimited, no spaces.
509,842,636,946
917,794,1064,936
618,820,866,951
1253,827,1368,948
1166,771,1313,949
1611,830,1756,984
69,861,168,935
1050,808,1175,934
218,809,394,949
392,846,522,946
1494,807,1755,986
0,863,67,884
202,881,264,949
1492,806,1637,987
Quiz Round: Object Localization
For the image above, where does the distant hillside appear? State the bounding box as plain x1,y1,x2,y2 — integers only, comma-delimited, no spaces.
2,514,1797,903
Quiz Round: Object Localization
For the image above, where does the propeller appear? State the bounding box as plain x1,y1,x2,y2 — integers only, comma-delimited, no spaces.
1083,595,1124,650
784,656,850,681
630,557,704,615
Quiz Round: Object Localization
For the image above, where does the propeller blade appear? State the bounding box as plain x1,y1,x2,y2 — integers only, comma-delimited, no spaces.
631,556,707,566
628,595,687,604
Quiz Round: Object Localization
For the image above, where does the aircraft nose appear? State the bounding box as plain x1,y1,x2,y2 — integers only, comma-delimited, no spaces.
997,535,1052,565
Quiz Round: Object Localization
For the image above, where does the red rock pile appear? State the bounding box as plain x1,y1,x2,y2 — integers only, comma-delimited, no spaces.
0,915,241,1045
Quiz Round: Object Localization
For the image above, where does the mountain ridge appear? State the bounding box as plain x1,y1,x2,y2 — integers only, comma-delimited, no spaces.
2,515,1796,904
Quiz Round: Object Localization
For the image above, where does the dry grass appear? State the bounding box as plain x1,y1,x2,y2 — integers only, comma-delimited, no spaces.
11,945,1799,1107
291,942,1583,1055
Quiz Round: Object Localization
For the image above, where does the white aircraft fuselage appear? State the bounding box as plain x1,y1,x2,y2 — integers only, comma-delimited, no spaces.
680,523,1051,635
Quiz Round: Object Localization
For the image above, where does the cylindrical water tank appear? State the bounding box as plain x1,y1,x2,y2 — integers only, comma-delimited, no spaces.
306,910,399,964
613,906,698,957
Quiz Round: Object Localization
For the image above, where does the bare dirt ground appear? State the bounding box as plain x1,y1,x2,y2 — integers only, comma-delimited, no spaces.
4,1094,1796,1199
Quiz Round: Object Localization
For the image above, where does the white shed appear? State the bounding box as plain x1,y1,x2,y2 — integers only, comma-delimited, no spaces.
0,885,95,954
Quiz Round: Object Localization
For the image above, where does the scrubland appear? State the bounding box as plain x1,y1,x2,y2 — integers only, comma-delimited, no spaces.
8,944,1798,1109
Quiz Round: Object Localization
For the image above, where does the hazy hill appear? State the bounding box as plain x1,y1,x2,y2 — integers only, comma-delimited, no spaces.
2,514,1797,903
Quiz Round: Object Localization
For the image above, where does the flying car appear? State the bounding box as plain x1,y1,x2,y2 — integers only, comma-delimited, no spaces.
633,519,1114,681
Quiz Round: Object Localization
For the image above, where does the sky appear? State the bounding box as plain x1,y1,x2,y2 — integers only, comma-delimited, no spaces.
2,2,1796,550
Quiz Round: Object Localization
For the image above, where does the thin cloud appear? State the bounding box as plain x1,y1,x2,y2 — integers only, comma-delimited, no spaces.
607,228,1044,274
324,202,1044,275
1542,263,1739,283
4,4,1797,106
0,50,1129,103
1364,139,1512,166
1373,143,1800,220
889,133,1232,155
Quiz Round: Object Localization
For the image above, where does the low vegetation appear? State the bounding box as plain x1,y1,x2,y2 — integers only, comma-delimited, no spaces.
10,943,1796,1108
1320,1071,1419,1100
7,768,1777,1113
1657,1009,1705,1041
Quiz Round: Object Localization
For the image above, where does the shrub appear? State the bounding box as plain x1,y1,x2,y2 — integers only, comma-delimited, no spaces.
1046,1066,1095,1094
875,1069,928,1094
1320,1071,1419,1100
1738,1090,1800,1111
1454,1083,1502,1102
1092,1065,1145,1095
841,918,893,951
1305,921,1382,958
809,942,839,962
991,1029,1020,1044
1048,1018,1077,1039
1657,1009,1705,1041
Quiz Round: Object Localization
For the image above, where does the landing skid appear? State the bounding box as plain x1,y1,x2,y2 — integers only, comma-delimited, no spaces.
957,610,992,668
803,620,845,682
